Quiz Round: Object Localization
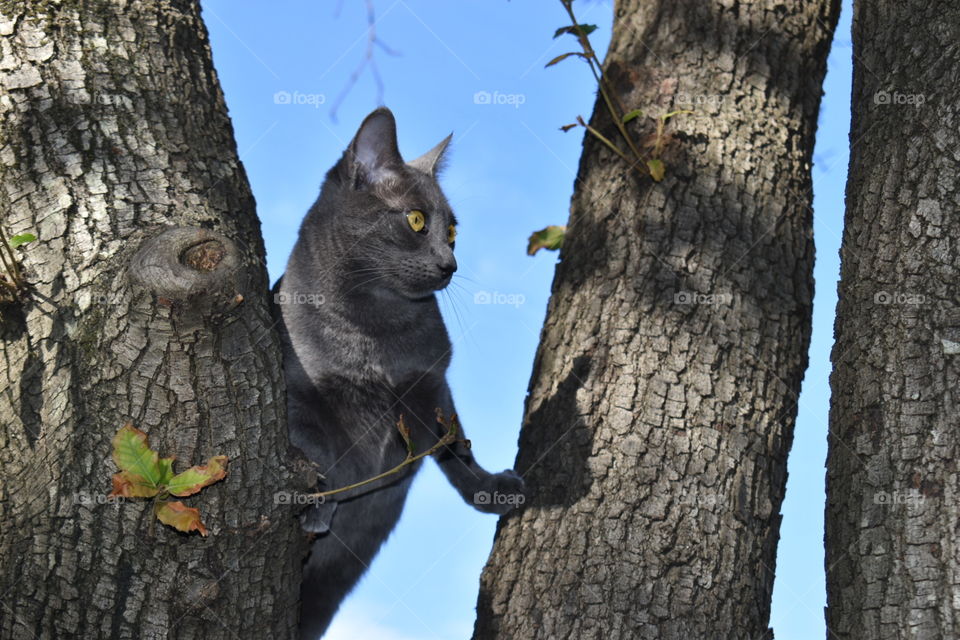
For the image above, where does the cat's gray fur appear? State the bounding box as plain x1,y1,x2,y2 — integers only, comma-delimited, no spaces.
274,108,525,639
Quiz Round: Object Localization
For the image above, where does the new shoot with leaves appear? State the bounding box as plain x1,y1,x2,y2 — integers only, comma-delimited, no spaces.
549,0,690,183
0,231,35,300
108,423,229,536
531,1,693,257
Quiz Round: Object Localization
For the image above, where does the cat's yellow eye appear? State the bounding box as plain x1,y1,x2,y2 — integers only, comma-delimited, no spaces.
407,210,425,232
447,225,457,245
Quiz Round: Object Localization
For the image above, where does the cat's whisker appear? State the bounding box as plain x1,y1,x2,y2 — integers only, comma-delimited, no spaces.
340,273,394,297
449,278,472,293
448,279,477,303
341,267,383,277
439,288,466,341
442,286,482,352
450,273,479,287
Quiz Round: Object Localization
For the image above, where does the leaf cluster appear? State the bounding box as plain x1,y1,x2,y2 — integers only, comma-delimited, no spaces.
109,423,229,536
529,1,693,256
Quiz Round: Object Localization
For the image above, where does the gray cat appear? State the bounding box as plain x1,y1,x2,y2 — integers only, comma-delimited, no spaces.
274,107,525,639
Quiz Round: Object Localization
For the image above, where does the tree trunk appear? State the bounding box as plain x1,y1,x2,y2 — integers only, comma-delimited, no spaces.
825,3,960,639
0,1,305,638
474,1,838,638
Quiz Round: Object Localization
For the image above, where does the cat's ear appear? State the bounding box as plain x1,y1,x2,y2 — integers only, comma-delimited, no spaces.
408,133,452,177
344,107,404,187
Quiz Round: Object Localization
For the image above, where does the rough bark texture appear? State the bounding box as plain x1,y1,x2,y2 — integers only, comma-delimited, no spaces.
825,2,960,639
0,1,305,638
474,1,838,638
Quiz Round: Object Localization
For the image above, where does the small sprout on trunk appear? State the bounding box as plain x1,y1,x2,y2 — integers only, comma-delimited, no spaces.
108,423,229,537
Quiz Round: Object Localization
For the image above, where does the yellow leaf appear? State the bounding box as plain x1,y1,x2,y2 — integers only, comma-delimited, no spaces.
166,456,229,497
109,471,161,498
156,501,208,536
647,158,665,182
526,225,566,256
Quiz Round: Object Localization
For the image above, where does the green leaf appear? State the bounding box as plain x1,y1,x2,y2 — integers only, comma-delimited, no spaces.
155,500,208,536
110,471,161,498
553,24,598,39
544,52,586,68
9,233,36,249
660,109,694,122
107,422,228,536
157,457,175,486
111,423,173,491
527,225,566,256
647,159,666,182
166,455,229,497
621,109,644,124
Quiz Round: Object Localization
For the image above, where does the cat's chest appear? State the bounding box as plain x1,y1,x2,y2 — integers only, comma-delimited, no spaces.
295,322,451,391
359,332,450,387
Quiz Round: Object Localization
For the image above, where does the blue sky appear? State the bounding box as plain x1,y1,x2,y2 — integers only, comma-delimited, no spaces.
201,1,852,638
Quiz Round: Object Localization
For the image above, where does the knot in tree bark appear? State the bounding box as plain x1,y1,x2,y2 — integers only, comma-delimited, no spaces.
129,227,242,311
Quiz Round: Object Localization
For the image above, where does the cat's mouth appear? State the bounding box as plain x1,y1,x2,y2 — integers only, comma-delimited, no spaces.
399,274,452,300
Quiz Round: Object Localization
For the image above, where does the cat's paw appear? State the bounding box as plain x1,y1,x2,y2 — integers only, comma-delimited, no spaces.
299,500,337,534
471,470,527,515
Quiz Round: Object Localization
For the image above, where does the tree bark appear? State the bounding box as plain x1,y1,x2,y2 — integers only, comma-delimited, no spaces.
825,3,960,639
474,1,838,638
0,1,304,638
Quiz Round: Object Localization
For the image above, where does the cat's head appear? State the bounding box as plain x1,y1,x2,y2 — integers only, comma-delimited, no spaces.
318,107,457,301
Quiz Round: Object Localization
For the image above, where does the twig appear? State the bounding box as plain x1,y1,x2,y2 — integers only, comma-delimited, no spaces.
0,233,21,285
561,0,645,164
0,228,29,299
578,116,632,162
309,412,461,500
330,0,401,122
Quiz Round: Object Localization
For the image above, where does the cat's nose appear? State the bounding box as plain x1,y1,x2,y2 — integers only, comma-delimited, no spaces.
436,258,457,277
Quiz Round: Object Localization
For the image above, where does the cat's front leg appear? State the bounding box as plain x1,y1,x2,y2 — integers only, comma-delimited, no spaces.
432,387,526,515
